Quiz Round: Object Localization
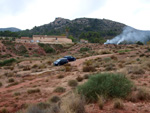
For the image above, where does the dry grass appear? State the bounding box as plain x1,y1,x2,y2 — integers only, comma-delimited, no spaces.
113,99,124,109
127,66,145,74
62,93,86,113
97,95,105,110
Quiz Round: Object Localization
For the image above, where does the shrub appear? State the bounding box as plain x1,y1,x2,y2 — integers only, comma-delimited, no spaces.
0,82,2,87
0,108,8,113
49,95,60,103
136,41,144,45
17,45,28,55
83,60,93,66
32,64,38,68
57,75,64,79
26,102,60,113
118,49,131,53
103,57,111,63
26,105,43,113
100,50,111,54
83,74,89,79
79,47,90,52
4,72,14,77
4,66,14,70
8,78,15,83
24,54,29,57
38,43,55,53
36,102,51,109
6,82,19,87
113,99,124,109
110,55,118,60
105,63,116,71
23,65,31,71
136,88,150,101
33,54,39,57
27,88,40,94
0,58,16,66
14,92,21,96
68,80,78,87
76,76,84,82
82,66,96,72
77,73,133,102
54,87,66,93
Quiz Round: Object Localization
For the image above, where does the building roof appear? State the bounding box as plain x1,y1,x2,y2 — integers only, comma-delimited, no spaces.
33,35,67,38
20,37,31,40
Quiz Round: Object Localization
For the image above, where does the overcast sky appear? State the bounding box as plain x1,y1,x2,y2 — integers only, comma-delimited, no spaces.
0,0,150,30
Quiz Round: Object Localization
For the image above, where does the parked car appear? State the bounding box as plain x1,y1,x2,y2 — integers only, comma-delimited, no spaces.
64,56,76,61
53,58,68,66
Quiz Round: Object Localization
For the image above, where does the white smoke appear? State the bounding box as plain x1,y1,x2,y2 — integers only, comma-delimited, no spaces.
104,26,150,44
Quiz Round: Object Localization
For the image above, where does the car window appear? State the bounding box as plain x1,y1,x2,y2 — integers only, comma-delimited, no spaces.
55,59,61,63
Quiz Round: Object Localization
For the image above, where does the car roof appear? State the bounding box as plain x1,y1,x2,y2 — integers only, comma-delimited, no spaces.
64,56,72,57
59,58,68,60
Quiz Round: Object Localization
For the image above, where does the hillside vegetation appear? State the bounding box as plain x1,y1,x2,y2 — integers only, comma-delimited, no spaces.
18,17,126,41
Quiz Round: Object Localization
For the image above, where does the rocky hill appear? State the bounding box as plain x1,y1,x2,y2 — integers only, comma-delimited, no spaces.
18,17,126,40
0,27,21,32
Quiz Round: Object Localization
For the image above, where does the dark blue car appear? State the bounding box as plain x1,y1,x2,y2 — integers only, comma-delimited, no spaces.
64,56,76,62
53,58,68,66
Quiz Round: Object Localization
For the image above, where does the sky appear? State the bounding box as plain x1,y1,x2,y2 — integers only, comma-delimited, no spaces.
0,0,150,30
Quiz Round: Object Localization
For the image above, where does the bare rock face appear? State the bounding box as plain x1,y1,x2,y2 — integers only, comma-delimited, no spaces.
51,17,71,26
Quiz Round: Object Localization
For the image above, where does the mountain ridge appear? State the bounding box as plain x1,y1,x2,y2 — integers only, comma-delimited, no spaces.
18,17,126,39
0,27,21,32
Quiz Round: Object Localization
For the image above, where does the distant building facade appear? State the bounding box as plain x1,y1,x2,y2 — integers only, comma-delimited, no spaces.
16,37,31,43
33,35,72,44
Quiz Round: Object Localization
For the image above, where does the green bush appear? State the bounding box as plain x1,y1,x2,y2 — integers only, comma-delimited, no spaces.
77,73,133,102
136,41,144,45
79,47,90,52
0,58,16,66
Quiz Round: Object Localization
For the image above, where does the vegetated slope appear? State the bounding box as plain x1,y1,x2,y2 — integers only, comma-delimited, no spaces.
0,40,68,58
18,17,126,39
0,27,21,32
